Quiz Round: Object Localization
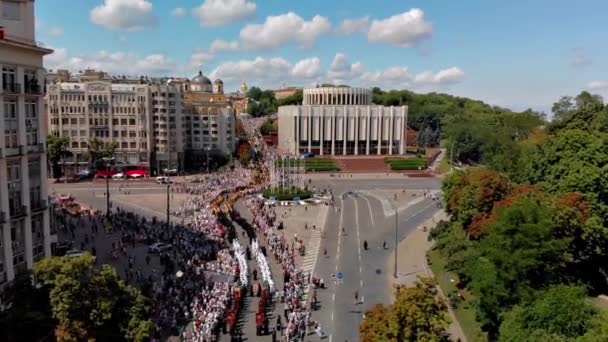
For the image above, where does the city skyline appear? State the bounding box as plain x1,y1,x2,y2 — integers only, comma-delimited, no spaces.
37,0,608,114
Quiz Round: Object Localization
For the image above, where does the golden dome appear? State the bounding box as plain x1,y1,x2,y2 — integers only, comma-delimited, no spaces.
240,80,248,92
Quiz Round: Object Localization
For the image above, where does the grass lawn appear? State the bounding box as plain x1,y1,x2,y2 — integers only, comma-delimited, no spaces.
437,156,452,174
277,158,339,172
427,248,487,342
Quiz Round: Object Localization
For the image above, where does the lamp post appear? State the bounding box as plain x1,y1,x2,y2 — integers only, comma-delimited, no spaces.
388,199,398,279
205,146,210,174
166,153,170,226
102,156,114,216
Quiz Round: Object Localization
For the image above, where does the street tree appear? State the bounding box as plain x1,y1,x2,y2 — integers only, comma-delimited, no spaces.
34,254,154,342
47,134,71,178
360,277,451,342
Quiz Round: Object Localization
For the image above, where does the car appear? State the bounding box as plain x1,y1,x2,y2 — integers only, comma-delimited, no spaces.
65,249,84,257
129,173,145,179
112,172,125,179
76,169,95,179
156,176,171,184
163,168,178,176
95,170,118,178
301,151,315,158
148,242,172,253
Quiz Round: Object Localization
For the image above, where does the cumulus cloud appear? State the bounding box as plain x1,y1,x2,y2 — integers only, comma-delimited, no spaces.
337,17,370,35
193,0,256,27
44,48,177,75
90,0,157,31
413,67,465,86
190,48,214,68
327,53,364,83
171,7,186,17
211,12,330,51
367,8,432,47
210,56,323,88
361,66,411,84
209,39,241,53
588,81,608,90
47,26,64,37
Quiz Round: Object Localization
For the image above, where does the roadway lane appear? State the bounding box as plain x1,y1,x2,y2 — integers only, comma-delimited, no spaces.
312,189,441,342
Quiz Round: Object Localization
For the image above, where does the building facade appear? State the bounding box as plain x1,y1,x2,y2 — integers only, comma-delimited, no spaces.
46,71,236,174
0,0,56,284
278,86,408,156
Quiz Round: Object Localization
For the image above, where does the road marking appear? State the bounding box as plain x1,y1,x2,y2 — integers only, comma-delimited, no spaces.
332,293,336,301
329,334,333,342
360,280,363,287
50,186,166,191
362,195,375,226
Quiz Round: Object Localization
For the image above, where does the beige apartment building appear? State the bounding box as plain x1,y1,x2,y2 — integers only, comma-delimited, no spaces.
0,0,56,284
47,71,236,174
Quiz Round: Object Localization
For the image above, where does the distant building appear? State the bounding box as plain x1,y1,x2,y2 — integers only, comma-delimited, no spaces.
0,0,56,285
46,70,236,173
278,86,408,155
273,86,300,100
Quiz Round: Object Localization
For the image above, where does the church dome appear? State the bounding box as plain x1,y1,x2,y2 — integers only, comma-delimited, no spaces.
191,71,212,85
240,80,248,92
214,79,223,84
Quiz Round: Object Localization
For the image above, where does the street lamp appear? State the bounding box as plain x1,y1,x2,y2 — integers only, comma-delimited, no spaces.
388,198,399,279
204,146,211,174
102,156,114,216
166,154,171,226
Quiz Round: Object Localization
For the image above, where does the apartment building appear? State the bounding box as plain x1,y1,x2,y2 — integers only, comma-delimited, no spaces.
0,0,56,284
46,82,152,172
47,71,236,174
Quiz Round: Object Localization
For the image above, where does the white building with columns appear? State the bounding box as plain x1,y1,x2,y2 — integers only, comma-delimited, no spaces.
0,0,55,285
278,86,408,156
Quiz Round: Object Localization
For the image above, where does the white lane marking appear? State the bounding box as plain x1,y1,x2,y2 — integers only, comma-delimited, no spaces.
355,198,363,288
329,334,333,342
360,280,363,287
362,195,375,226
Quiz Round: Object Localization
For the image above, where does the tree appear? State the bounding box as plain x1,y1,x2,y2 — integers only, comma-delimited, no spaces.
360,277,451,342
551,96,575,120
237,141,252,165
34,254,154,342
499,285,603,342
246,86,263,101
85,139,119,166
47,134,71,178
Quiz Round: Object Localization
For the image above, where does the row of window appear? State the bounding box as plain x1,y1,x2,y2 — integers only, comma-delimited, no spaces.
3,100,38,119
47,94,145,102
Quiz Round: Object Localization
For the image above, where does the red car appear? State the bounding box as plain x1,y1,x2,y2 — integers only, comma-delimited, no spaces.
95,170,118,178
125,169,148,178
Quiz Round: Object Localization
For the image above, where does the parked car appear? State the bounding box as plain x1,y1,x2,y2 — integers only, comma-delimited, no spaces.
301,151,315,158
76,169,95,180
112,172,125,179
95,170,117,178
126,169,148,178
65,249,84,257
148,242,172,253
163,168,178,176
156,176,171,184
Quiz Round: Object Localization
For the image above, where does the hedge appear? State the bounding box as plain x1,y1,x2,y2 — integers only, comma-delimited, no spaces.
262,187,313,200
385,157,428,171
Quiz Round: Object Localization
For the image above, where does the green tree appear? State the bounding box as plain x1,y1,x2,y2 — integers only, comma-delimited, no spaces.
499,285,602,342
360,277,451,342
85,139,119,166
47,134,71,178
246,86,263,101
34,254,154,342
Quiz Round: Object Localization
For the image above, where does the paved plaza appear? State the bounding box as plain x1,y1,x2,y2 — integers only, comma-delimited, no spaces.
49,173,455,342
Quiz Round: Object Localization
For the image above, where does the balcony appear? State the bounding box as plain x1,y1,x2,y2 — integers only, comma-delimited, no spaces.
2,82,21,94
24,83,42,95
27,143,45,154
10,205,28,219
5,145,24,157
31,199,47,213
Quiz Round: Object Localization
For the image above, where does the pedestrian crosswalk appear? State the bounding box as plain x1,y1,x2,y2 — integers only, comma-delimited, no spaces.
299,229,321,298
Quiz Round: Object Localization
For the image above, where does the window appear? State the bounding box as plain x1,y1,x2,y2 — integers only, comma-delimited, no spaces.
7,161,22,215
25,101,37,118
2,1,21,21
3,100,17,119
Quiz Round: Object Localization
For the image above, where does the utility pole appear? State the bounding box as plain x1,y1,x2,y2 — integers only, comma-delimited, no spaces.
394,202,398,279
166,158,170,226
102,156,114,216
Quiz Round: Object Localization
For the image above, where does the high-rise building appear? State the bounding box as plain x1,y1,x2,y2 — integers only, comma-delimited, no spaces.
46,71,236,174
0,0,56,285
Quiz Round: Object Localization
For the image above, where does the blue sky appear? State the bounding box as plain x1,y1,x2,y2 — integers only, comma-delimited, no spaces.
37,0,608,113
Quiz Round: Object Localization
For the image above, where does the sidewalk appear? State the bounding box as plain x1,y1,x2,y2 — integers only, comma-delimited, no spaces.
385,211,467,342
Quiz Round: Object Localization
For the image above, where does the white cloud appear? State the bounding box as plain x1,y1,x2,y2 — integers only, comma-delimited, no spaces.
210,56,323,88
239,12,331,50
588,81,608,90
413,67,465,86
190,48,214,68
361,66,411,84
327,53,364,83
291,57,322,79
367,8,432,47
171,7,186,17
209,39,241,53
193,0,256,27
337,17,370,35
90,0,157,31
119,35,128,43
44,48,177,75
47,26,64,37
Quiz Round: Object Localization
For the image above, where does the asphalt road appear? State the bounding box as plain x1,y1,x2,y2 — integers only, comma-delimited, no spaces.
308,177,442,342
